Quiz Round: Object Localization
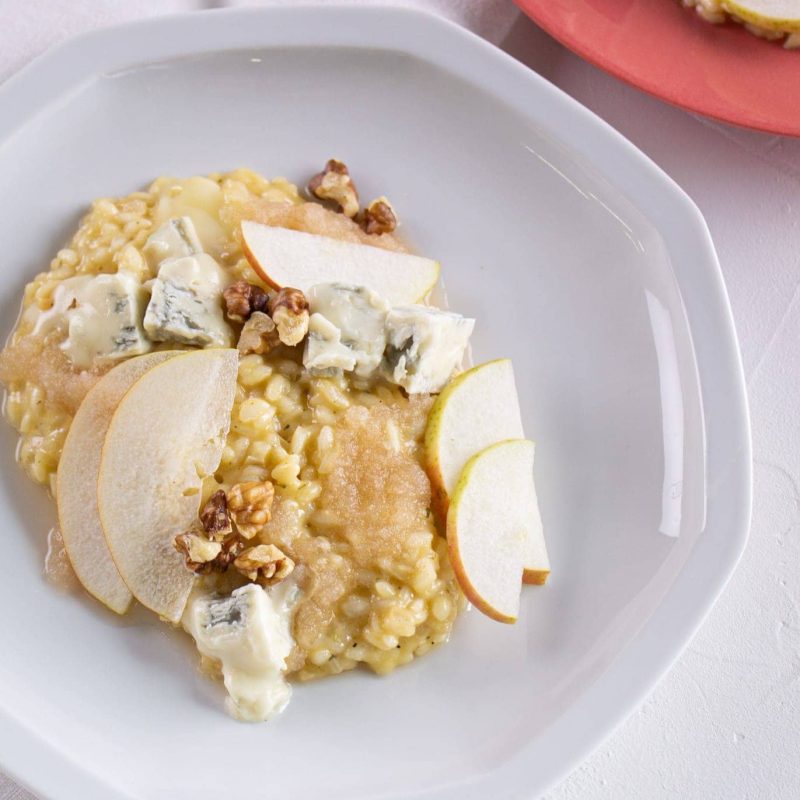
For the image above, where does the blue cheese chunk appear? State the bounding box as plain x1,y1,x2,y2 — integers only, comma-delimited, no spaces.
383,305,474,394
33,273,151,369
305,312,357,374
182,582,298,722
144,254,232,347
143,216,203,265
303,283,389,378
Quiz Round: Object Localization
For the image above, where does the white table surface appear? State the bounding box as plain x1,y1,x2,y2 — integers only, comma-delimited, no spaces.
2,4,798,799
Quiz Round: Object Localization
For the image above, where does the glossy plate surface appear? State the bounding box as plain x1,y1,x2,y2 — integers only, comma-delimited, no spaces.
0,7,750,800
516,0,800,136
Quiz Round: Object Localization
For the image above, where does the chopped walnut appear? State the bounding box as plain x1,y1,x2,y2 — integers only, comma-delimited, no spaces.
360,197,397,235
227,480,275,538
223,280,269,322
234,544,295,586
268,287,310,346
237,311,280,355
174,531,223,574
199,490,232,541
174,530,244,575
307,159,359,218
214,536,246,570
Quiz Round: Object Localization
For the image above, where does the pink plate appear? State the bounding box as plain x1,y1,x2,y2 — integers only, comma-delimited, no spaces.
515,0,800,136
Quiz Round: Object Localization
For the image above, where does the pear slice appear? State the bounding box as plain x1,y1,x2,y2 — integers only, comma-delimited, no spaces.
241,221,440,305
57,351,181,614
424,359,524,522
98,348,238,622
723,0,800,32
447,440,536,623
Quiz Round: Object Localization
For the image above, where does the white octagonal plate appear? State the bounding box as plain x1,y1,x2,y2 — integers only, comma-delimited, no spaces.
0,7,750,800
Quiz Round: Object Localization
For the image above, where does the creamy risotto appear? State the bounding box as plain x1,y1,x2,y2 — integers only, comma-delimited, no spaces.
0,159,549,724
0,166,469,717
215,355,461,681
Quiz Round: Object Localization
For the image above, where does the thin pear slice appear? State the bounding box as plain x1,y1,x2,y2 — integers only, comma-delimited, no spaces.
447,440,535,623
424,359,523,522
57,351,181,614
98,349,238,622
241,221,440,305
724,0,800,32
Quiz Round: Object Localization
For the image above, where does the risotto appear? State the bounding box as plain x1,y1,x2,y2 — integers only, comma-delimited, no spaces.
215,355,462,681
0,165,468,717
0,159,548,723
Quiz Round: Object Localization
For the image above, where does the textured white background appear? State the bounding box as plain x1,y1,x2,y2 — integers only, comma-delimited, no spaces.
1,2,797,799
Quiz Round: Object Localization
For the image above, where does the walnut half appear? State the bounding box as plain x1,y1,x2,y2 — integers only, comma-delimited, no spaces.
227,480,275,539
307,159,359,218
268,287,309,346
234,544,295,586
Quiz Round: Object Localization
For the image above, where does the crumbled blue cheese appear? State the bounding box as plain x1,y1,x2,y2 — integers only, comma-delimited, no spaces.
383,305,474,393
305,312,357,374
182,582,298,722
303,283,389,378
32,273,151,369
301,283,474,392
143,254,232,347
143,216,203,265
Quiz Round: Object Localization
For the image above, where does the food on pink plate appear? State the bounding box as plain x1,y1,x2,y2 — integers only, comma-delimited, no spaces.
681,0,800,48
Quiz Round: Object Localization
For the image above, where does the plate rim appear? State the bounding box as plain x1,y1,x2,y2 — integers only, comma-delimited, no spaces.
514,0,800,138
0,5,752,799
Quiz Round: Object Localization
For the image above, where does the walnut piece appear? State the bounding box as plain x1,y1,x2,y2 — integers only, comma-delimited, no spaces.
174,531,223,574
307,159,359,218
237,311,280,355
234,544,295,586
214,536,246,571
227,480,275,538
223,280,269,322
268,287,310,346
199,489,232,541
174,530,244,575
360,197,397,235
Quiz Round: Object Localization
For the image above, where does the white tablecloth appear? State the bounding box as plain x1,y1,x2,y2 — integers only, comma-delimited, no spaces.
2,2,798,798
